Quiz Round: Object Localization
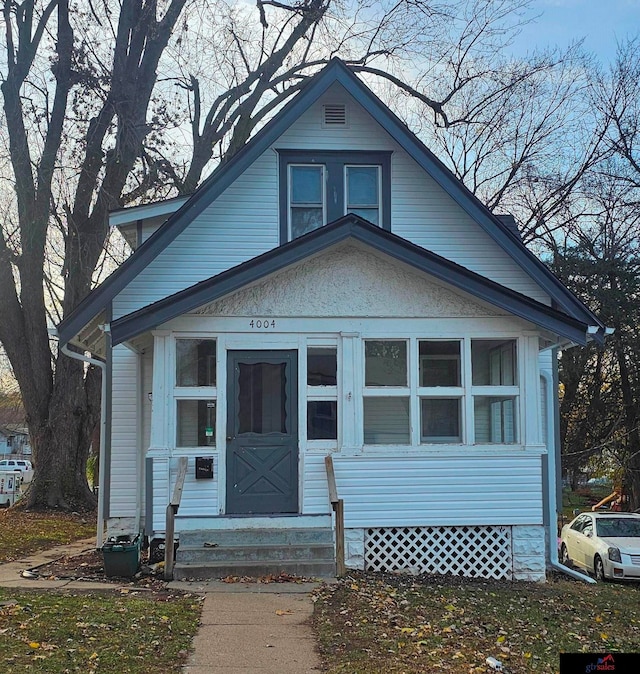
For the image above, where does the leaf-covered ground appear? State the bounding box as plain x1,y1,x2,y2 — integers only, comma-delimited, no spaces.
0,588,202,673
312,571,640,673
0,509,96,562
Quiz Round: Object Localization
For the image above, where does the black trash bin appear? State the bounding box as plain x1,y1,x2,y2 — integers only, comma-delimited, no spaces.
102,534,141,577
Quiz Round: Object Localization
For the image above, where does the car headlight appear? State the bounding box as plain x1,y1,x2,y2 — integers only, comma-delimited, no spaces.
608,547,622,563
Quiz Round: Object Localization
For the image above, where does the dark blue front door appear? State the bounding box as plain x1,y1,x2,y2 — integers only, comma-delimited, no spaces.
226,351,298,514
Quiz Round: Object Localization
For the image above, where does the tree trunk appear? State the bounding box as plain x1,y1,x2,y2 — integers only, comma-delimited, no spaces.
23,354,101,511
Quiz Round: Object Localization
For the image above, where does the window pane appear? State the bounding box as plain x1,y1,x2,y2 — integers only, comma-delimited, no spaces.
238,362,287,434
291,207,323,238
291,166,322,204
421,398,461,443
419,341,461,386
177,400,216,447
348,207,379,225
347,166,378,205
307,401,337,439
364,397,410,444
307,348,337,386
176,339,216,386
474,396,517,443
365,341,407,386
471,339,517,385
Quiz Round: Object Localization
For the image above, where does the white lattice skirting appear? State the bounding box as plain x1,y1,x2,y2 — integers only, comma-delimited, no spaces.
365,526,513,580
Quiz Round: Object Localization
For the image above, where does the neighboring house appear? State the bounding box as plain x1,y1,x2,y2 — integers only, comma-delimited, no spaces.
0,425,31,456
58,59,605,581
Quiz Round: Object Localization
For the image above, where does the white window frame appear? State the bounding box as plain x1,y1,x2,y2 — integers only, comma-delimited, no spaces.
418,339,464,444
172,337,218,450
304,339,339,450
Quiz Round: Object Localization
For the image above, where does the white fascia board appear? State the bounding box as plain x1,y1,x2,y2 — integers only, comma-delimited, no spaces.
108,197,189,228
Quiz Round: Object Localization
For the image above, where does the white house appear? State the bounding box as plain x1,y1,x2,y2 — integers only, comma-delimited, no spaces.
58,59,605,581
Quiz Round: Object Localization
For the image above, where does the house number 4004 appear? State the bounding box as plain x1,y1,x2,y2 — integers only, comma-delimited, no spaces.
249,319,276,329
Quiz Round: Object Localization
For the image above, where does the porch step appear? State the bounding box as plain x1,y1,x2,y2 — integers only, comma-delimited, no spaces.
172,527,336,580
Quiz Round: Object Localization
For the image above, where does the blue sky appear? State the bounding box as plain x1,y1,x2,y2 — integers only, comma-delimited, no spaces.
513,0,640,63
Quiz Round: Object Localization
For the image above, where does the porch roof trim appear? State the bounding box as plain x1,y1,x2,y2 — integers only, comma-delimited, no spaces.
109,215,592,347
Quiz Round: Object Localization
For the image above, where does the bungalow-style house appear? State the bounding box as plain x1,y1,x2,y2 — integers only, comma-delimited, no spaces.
57,59,605,581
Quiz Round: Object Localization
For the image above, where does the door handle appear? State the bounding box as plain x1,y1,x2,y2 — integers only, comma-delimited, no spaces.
226,436,233,441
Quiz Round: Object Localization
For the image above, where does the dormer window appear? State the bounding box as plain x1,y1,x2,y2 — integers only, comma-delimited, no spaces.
289,165,326,239
278,150,391,243
345,165,380,225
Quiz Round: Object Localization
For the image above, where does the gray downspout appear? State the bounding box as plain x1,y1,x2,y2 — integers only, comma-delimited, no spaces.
541,366,596,583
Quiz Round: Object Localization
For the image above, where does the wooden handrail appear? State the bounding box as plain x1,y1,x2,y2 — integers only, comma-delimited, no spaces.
164,456,188,580
325,454,345,577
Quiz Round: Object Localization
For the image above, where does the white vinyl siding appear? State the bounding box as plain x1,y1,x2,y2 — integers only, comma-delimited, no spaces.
110,345,139,517
303,452,542,525
113,152,280,318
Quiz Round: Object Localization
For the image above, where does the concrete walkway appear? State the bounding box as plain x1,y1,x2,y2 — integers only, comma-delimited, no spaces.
0,541,324,673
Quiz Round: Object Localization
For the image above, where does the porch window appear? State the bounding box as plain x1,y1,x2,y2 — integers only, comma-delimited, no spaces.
174,338,217,448
418,340,463,444
421,398,461,443
176,339,216,386
307,347,338,440
365,340,407,386
176,400,216,447
364,397,410,444
471,339,518,444
364,340,409,444
473,396,517,444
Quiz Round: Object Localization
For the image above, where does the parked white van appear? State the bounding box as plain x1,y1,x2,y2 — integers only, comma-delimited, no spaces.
0,459,33,483
0,471,22,507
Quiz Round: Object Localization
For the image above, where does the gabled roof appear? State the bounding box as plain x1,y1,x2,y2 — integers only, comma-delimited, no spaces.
109,215,591,347
58,58,604,346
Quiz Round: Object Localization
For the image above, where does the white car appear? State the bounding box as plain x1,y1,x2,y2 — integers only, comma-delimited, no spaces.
560,512,640,581
0,459,33,483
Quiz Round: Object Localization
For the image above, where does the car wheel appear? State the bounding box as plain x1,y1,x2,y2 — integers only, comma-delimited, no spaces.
560,544,573,568
594,555,607,582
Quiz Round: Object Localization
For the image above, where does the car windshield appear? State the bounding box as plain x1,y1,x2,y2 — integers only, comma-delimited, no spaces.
596,518,640,538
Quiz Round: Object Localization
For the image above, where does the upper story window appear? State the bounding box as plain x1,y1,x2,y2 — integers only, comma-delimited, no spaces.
345,166,380,225
289,165,325,239
278,150,391,243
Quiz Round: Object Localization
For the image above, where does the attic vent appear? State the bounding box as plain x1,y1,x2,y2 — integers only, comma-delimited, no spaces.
323,104,347,127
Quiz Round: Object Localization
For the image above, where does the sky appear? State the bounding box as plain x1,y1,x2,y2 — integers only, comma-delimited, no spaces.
512,0,640,64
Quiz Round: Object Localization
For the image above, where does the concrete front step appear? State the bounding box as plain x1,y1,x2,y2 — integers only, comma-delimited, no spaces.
178,543,335,564
173,526,336,580
178,527,334,547
173,559,336,580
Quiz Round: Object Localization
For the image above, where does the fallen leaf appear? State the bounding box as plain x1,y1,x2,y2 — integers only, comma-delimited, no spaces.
275,609,293,616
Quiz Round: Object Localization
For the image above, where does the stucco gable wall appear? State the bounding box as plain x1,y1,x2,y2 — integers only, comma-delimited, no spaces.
195,243,505,320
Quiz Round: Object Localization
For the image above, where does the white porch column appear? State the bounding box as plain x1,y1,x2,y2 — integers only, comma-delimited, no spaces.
150,331,170,450
340,332,360,451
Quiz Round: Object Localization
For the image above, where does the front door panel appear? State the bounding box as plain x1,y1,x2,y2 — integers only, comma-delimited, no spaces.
226,351,298,514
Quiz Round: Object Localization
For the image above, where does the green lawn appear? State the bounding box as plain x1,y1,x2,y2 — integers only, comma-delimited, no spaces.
0,509,96,562
313,572,640,673
0,588,201,673
0,509,202,672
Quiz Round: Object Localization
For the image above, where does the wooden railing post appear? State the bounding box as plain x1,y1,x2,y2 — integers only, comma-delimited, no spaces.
325,455,345,577
164,456,188,581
